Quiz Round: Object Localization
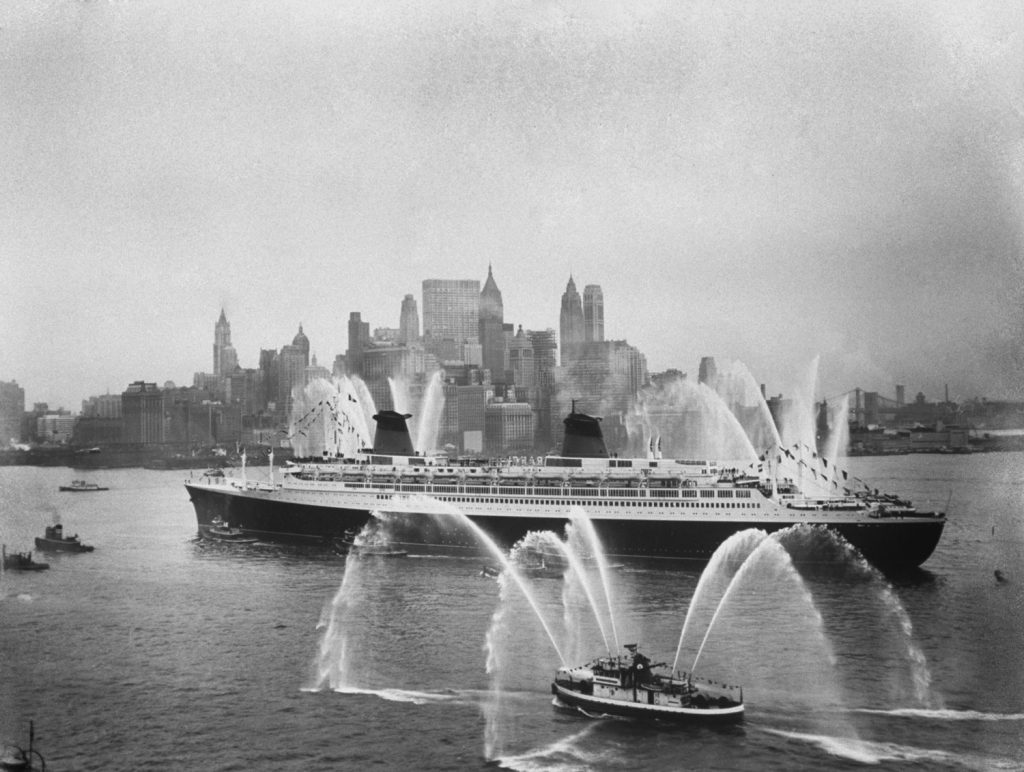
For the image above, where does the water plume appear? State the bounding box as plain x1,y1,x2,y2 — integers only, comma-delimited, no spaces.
627,377,758,463
778,525,940,708
672,528,768,672
566,510,620,653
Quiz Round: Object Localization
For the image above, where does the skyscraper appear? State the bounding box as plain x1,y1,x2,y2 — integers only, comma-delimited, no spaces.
213,309,238,377
559,276,584,366
292,324,310,362
399,294,420,345
278,325,310,417
0,380,25,444
347,312,370,375
698,357,718,388
528,328,558,450
583,284,604,343
479,265,507,383
422,278,480,360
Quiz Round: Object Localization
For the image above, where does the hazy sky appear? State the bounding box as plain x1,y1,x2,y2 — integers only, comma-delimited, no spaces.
2,1,1022,411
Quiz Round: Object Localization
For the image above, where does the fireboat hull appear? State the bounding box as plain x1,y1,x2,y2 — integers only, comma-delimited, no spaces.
185,484,945,568
552,683,745,722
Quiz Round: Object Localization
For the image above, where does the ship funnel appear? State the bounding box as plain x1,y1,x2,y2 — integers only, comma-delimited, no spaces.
372,411,415,455
562,408,610,458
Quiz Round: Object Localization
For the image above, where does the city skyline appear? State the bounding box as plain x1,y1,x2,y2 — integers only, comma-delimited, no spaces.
3,2,1021,410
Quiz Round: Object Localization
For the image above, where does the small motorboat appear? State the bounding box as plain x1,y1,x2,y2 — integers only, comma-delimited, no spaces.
1,546,49,572
35,523,94,553
204,518,258,544
58,480,108,492
552,644,744,722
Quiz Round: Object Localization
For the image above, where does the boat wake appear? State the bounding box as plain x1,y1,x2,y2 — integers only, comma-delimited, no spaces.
761,727,1022,769
494,725,617,772
551,695,616,721
853,707,1024,722
301,684,488,707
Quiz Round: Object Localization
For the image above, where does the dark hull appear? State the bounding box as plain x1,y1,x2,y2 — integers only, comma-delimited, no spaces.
3,559,49,571
552,684,744,722
34,537,94,552
186,484,945,568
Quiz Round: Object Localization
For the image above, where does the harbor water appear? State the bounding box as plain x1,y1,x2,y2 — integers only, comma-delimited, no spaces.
1,454,1022,770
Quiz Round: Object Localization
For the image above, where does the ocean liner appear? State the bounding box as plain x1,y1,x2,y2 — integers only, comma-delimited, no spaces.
185,408,946,567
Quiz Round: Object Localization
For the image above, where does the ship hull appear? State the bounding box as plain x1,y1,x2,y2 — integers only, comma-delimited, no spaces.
185,484,945,568
552,683,744,722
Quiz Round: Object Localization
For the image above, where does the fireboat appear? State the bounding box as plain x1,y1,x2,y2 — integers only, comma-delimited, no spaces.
552,644,744,722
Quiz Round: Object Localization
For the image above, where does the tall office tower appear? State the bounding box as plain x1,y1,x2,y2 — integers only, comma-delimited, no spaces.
0,380,25,444
292,324,310,362
278,347,306,417
422,279,480,359
559,276,585,366
258,349,279,411
508,326,535,391
478,265,507,383
278,325,311,417
213,309,238,377
697,356,718,388
583,284,604,343
399,294,420,345
528,328,558,450
347,312,371,375
423,279,480,342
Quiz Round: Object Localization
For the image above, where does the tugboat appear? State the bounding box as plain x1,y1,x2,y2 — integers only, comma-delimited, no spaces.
204,518,258,544
58,480,108,492
1,546,49,572
35,524,94,553
551,644,744,722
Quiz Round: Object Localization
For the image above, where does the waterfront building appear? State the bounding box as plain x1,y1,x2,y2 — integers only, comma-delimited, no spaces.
81,393,123,419
0,380,25,445
399,294,420,345
559,276,585,366
36,414,76,444
122,381,165,444
72,415,122,446
479,266,507,384
423,279,480,361
226,368,262,416
454,383,487,454
485,400,535,455
583,284,604,343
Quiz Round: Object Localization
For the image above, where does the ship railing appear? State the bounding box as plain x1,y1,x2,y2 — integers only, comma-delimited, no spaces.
664,671,743,699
